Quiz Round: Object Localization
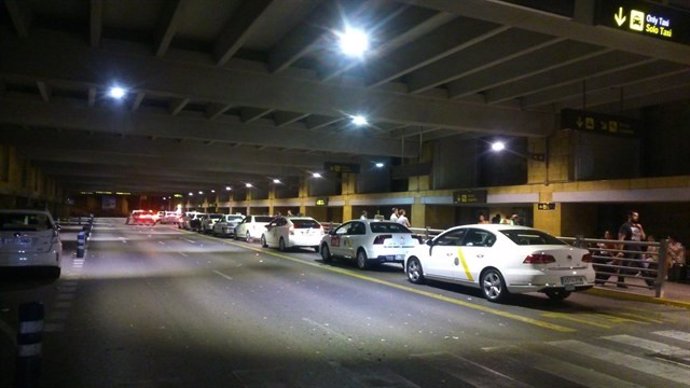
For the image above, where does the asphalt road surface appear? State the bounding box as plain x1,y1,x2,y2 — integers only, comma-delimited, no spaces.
1,219,689,387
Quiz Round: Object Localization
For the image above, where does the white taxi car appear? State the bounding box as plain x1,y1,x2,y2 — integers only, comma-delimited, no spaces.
233,215,273,242
320,220,420,269
261,216,323,252
404,224,594,302
0,209,62,278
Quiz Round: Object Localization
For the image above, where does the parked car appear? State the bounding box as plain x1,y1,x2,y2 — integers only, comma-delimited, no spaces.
404,224,595,302
233,215,273,241
210,214,243,237
126,210,157,225
180,212,206,231
261,216,323,252
200,213,224,234
159,211,181,224
320,220,420,269
0,209,62,278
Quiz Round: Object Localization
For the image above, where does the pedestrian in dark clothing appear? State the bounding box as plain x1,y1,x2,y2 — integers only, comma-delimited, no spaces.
616,210,646,288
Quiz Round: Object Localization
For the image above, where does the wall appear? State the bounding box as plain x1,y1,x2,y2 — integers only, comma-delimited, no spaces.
643,101,690,176
432,137,480,189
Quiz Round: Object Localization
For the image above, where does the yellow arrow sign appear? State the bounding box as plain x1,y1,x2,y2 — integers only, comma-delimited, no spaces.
614,6,627,26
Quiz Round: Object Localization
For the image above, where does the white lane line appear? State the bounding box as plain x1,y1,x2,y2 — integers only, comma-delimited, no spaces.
548,339,690,384
603,334,690,359
213,269,233,281
178,252,189,258
301,317,351,342
654,330,690,343
158,241,165,245
182,238,196,244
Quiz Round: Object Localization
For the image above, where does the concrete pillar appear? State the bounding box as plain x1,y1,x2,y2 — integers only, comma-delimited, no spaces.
342,204,353,221
341,173,356,195
411,202,426,228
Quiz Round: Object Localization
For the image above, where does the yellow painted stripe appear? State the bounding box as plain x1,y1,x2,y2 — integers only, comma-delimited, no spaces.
542,312,612,329
614,311,664,324
457,247,474,282
197,232,576,333
592,313,649,325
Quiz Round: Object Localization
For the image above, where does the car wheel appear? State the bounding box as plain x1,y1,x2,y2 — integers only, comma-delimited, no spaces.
481,268,509,303
313,246,319,253
545,289,571,301
356,249,368,270
320,244,332,262
279,237,286,251
245,233,251,243
261,235,268,248
406,257,425,284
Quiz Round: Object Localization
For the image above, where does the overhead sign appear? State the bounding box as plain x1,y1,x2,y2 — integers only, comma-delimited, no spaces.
315,197,329,206
324,162,360,174
560,109,639,137
595,0,690,45
537,202,556,210
453,190,487,204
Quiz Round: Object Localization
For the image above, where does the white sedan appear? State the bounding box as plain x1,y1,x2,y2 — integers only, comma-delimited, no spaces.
212,214,244,237
404,224,595,302
261,216,323,252
320,220,420,269
233,215,273,242
0,209,62,278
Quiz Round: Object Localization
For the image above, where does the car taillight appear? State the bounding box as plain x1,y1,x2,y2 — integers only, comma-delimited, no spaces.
523,253,555,264
581,253,593,263
373,234,392,244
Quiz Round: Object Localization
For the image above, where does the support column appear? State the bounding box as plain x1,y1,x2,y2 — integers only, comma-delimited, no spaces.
411,202,426,228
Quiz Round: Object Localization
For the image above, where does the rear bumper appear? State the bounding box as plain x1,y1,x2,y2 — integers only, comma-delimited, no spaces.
0,250,61,268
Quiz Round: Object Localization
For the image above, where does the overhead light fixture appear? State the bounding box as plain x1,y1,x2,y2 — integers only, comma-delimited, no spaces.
198,191,203,195
108,85,126,99
273,179,281,184
188,192,194,196
312,172,322,178
351,114,368,126
337,26,369,57
375,162,384,168
211,189,215,193
491,141,506,152
225,186,232,191
245,183,253,188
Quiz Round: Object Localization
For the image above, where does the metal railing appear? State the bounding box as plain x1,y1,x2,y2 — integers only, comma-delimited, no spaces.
562,236,669,298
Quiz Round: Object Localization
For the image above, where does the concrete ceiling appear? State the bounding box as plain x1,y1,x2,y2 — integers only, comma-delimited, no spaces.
1,0,689,194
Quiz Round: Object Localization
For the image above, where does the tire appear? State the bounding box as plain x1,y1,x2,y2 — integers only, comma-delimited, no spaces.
245,233,251,243
481,268,509,303
545,289,571,301
278,237,286,251
356,249,368,270
261,235,268,248
320,244,332,262
313,246,319,253
406,257,424,284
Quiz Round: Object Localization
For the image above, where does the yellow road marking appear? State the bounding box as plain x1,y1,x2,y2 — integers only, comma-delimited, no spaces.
614,311,665,324
542,312,612,329
457,248,474,282
592,313,649,325
189,232,576,333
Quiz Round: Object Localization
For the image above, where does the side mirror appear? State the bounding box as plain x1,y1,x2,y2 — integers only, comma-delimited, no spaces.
426,239,433,247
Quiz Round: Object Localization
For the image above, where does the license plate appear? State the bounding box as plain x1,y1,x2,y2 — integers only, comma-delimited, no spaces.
561,276,584,287
2,237,31,246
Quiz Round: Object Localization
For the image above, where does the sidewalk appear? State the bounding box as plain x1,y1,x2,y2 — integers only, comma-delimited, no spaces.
587,277,690,308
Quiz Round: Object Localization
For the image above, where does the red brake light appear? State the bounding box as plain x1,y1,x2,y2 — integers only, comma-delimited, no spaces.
523,253,555,264
581,253,593,263
373,234,392,244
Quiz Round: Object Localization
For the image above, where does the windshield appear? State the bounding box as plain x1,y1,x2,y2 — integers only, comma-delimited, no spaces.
291,219,321,229
500,229,566,245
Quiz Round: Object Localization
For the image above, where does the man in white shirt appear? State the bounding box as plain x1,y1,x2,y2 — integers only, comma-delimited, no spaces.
389,207,398,222
396,209,410,227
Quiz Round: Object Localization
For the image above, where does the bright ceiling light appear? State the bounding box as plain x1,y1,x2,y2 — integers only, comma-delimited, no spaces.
198,191,203,195
273,179,281,184
351,115,368,126
108,86,126,99
211,189,215,193
337,27,369,57
312,172,322,178
225,186,232,191
245,183,253,188
375,162,384,168
491,141,506,152
188,192,193,196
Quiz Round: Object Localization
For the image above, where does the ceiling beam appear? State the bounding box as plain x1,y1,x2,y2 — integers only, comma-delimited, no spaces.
90,0,103,48
205,103,233,120
4,0,31,38
0,32,552,137
154,0,186,57
397,0,690,66
214,0,276,66
169,97,189,116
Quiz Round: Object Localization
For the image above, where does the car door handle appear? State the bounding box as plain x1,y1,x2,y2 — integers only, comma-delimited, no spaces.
476,254,484,258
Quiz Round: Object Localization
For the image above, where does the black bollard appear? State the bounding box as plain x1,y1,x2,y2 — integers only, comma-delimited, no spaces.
15,302,44,388
77,231,86,258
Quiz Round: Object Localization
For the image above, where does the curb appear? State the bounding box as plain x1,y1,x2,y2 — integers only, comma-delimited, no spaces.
586,287,690,309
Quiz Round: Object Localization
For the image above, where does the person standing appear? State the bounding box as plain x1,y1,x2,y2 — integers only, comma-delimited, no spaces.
389,207,399,222
594,230,617,285
396,209,411,227
477,213,490,224
491,213,501,224
617,210,646,288
360,210,368,220
667,235,686,281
